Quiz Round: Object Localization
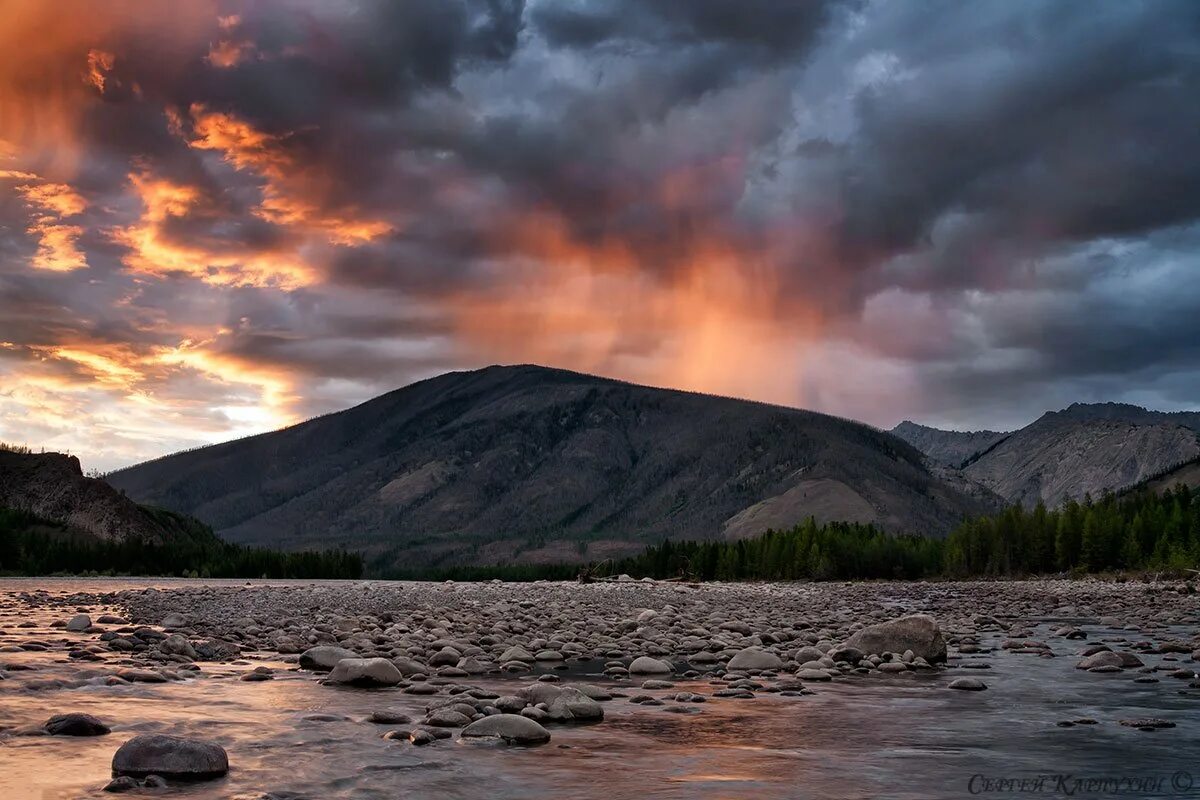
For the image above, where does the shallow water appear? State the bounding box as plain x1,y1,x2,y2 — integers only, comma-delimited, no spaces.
1,579,1198,800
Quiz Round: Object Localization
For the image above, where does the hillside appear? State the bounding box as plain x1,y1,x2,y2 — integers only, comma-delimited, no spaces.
897,404,1200,508
0,449,205,543
108,365,1001,568
891,421,1009,468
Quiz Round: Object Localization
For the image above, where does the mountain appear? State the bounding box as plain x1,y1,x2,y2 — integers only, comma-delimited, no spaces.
891,421,1009,468
0,449,207,542
896,404,1200,508
108,365,1000,568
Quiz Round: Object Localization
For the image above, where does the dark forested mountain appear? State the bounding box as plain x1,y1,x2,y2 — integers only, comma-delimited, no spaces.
891,421,1009,468
108,365,1000,568
0,449,193,542
896,404,1200,508
0,448,362,578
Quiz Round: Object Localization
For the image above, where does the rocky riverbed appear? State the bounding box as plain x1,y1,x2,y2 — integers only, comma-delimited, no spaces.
1,577,1199,799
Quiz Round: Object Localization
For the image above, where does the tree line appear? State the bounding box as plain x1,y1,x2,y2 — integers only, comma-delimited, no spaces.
0,508,363,579
380,484,1200,582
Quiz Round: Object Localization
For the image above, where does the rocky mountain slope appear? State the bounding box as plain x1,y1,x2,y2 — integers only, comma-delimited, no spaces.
108,365,1001,568
0,449,203,542
896,404,1200,508
891,421,1009,468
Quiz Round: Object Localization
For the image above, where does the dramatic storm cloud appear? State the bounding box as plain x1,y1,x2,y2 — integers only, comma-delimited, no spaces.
1,0,1198,469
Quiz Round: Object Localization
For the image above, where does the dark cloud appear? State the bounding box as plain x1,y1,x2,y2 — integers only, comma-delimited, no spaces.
2,0,1200,468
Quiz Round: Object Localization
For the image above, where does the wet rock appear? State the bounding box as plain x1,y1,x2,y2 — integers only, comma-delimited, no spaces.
368,710,412,724
1076,651,1125,670
545,687,604,722
111,734,228,780
326,657,403,687
45,713,110,736
159,634,196,659
628,656,672,674
843,614,947,664
299,646,356,672
949,677,987,691
461,714,551,745
65,614,92,632
727,647,783,671
1119,718,1176,730
103,776,139,793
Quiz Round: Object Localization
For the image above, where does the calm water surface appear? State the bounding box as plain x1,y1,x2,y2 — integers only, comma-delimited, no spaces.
1,578,1197,800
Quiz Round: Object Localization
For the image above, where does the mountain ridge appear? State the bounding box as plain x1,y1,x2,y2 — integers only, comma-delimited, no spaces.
108,364,1000,568
895,404,1200,508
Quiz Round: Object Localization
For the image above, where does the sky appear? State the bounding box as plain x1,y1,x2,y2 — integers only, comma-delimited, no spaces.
1,0,1199,472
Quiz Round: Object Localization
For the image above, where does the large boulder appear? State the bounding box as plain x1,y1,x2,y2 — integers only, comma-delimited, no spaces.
842,615,946,664
727,647,783,671
1076,651,1130,670
461,714,550,744
629,656,672,674
111,734,228,780
326,658,403,687
299,646,357,672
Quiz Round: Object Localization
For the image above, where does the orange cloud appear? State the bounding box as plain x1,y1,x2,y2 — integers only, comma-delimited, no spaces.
4,175,89,271
112,170,314,288
448,208,824,407
206,40,255,68
184,104,393,244
85,49,116,93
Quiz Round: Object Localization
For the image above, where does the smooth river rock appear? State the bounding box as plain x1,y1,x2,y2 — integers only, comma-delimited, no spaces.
842,614,947,664
326,657,403,687
111,734,229,780
461,714,551,744
727,647,783,671
299,646,357,672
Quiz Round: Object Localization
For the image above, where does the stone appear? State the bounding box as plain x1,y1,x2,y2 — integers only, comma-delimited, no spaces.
103,777,139,793
65,614,92,632
1076,651,1127,670
628,656,672,674
843,615,947,663
949,678,987,691
545,687,604,722
426,710,472,728
299,646,357,672
111,734,228,780
159,634,197,659
368,710,412,724
461,714,551,745
727,647,783,671
45,713,110,736
326,657,403,687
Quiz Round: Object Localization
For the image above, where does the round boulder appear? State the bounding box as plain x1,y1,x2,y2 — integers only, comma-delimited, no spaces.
629,656,672,675
299,646,357,672
326,657,403,687
727,647,783,671
461,714,551,745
